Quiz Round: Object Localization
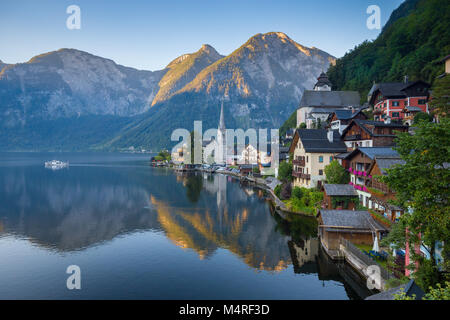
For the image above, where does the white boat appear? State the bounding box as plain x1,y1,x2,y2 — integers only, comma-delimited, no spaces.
44,160,69,170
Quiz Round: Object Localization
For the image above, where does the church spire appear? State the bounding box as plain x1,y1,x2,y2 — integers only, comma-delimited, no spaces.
218,101,226,132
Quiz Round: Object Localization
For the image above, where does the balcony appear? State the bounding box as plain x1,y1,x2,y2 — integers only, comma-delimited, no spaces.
344,134,361,141
292,171,311,179
293,159,305,166
373,108,383,115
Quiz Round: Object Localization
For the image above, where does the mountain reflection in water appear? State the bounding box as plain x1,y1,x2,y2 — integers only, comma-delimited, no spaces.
0,153,373,299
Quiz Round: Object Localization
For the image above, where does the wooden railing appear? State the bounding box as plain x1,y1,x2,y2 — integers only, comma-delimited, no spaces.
293,159,305,166
340,238,394,281
292,171,310,179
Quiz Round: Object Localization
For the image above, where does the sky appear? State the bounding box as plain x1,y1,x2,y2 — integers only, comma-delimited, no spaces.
0,0,405,71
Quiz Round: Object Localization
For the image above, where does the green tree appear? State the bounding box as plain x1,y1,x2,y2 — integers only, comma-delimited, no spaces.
423,281,450,300
430,75,450,118
381,119,450,290
292,186,303,199
324,160,350,184
299,123,307,129
278,161,293,181
414,112,433,123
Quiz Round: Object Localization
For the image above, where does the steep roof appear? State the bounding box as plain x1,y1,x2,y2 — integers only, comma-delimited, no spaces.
318,210,387,231
314,72,333,88
299,90,361,108
368,82,407,98
372,157,405,175
365,280,424,300
330,109,368,121
342,119,408,138
368,81,431,104
291,129,347,154
343,147,399,161
323,184,358,196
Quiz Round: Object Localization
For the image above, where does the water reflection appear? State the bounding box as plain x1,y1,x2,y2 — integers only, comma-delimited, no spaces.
151,173,292,271
0,155,372,299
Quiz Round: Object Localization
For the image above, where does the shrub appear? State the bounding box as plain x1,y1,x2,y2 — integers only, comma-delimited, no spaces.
324,160,350,184
278,161,292,181
274,185,281,198
291,186,303,199
280,182,292,200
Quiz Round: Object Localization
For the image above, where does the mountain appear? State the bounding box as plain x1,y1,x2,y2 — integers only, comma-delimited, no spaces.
151,44,224,106
0,49,166,127
327,0,450,99
0,33,335,151
104,32,335,150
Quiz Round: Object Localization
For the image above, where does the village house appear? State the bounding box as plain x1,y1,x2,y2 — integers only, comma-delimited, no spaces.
401,106,423,126
322,184,359,210
317,209,388,256
342,147,400,209
289,129,347,189
368,78,430,122
367,156,405,221
296,73,361,128
341,119,409,151
327,108,368,134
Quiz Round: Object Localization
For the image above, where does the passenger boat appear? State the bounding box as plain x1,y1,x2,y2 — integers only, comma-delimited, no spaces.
44,160,69,170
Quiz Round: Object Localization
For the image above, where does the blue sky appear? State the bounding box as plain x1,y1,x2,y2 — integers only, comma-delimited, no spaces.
0,0,404,70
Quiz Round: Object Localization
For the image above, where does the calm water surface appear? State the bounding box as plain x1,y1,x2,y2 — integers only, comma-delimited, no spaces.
0,153,372,299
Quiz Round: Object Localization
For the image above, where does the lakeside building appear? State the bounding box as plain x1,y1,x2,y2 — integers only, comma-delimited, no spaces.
340,147,399,209
366,156,405,221
368,78,430,122
321,184,359,210
317,209,388,254
289,129,347,189
296,73,361,129
341,119,409,151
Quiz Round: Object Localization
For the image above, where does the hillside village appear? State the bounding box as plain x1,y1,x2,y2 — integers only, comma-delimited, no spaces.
156,54,450,299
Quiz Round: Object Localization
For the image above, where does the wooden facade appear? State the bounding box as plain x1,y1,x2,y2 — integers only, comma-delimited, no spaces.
342,120,409,151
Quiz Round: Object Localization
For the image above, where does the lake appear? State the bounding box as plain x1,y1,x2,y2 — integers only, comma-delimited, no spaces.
0,153,372,299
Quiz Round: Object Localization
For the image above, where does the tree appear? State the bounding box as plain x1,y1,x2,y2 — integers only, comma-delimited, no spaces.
278,161,292,181
430,75,450,118
299,123,307,129
414,112,433,123
381,118,450,290
292,186,303,199
324,160,350,184
280,182,292,200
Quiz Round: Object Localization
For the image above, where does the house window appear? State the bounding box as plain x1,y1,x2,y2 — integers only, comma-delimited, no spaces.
392,101,400,107
306,156,309,163
392,112,400,118
319,156,323,163
418,99,426,105
319,170,323,176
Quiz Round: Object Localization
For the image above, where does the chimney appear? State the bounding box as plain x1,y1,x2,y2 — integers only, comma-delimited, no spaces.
404,75,409,83
327,129,334,143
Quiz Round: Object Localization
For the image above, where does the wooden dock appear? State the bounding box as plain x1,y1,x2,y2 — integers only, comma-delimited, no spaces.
321,237,394,291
